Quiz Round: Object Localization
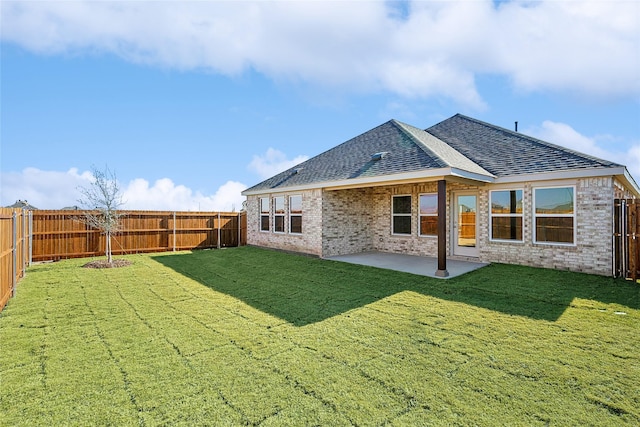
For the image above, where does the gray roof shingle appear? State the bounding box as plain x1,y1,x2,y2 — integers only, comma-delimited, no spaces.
245,120,466,192
426,114,621,177
244,114,624,194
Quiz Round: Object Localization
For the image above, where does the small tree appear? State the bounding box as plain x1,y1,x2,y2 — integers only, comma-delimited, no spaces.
77,165,124,264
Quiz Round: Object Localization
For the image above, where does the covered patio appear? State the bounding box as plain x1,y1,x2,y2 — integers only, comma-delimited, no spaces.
325,251,488,279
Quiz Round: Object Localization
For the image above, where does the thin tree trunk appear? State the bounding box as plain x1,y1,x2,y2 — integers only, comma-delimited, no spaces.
106,231,112,264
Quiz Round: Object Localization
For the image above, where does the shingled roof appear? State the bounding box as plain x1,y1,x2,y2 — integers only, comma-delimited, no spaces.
243,114,635,195
426,114,621,178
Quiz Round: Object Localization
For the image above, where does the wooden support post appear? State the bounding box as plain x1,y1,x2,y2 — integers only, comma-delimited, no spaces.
217,212,221,249
436,179,449,277
28,210,33,267
631,201,638,282
172,212,176,252
12,212,17,296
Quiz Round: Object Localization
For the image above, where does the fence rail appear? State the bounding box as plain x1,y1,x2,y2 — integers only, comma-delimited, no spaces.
0,209,246,312
614,199,639,281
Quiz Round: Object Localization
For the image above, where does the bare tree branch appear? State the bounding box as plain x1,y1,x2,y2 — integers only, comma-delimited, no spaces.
76,165,125,264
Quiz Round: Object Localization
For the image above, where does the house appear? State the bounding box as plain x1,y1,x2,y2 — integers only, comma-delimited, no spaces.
241,114,639,276
6,200,38,210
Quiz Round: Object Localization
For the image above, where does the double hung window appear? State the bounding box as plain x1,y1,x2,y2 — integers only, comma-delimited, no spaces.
260,197,270,232
419,194,438,236
490,190,523,241
274,196,285,233
533,187,575,244
392,195,412,235
289,195,302,234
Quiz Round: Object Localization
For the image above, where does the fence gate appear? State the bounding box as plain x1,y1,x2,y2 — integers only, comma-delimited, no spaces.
614,199,639,281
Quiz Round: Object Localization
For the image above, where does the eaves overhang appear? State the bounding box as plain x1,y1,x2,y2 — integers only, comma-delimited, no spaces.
493,166,640,198
241,167,495,196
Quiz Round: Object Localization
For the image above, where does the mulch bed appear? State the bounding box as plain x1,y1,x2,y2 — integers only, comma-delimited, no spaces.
82,259,132,269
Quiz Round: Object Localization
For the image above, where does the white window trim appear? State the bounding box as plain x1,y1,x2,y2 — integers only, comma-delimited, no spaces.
532,185,577,246
391,194,412,236
273,196,286,234
289,194,302,235
418,193,438,237
259,197,270,233
489,189,524,243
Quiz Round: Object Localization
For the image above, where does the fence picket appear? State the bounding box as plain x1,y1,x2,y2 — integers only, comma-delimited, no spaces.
614,199,640,281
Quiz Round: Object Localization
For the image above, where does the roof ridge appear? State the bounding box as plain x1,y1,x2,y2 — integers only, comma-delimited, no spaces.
447,114,621,167
389,119,440,158
392,119,494,177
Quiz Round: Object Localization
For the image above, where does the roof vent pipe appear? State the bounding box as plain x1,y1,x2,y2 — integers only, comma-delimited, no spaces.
515,121,518,132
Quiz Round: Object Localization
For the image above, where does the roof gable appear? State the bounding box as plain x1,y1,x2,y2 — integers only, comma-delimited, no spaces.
426,114,622,178
395,121,492,177
245,120,486,193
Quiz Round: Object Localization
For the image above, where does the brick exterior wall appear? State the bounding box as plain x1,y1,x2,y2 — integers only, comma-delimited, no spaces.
246,176,621,276
322,188,375,257
480,178,614,276
245,189,323,256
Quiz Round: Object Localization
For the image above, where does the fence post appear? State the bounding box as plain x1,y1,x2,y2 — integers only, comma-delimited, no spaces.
217,212,221,249
28,210,33,267
631,200,638,282
237,212,241,247
22,209,27,277
173,211,176,252
11,212,17,297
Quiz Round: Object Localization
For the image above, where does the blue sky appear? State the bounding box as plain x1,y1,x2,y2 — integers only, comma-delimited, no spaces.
1,0,639,210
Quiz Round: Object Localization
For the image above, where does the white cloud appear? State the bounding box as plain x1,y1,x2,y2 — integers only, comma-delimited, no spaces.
1,0,637,108
0,167,92,209
527,121,640,179
248,148,309,180
1,168,246,212
122,178,247,212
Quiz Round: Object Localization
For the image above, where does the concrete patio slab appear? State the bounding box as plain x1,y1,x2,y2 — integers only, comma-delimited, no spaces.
325,252,488,279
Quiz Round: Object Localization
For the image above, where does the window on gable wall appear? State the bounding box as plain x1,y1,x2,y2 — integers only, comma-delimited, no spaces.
274,196,285,233
260,197,270,232
534,186,575,244
419,194,438,236
490,190,523,241
289,195,302,234
392,195,412,235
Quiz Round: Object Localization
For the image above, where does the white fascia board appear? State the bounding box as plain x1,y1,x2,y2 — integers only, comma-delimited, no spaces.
242,167,494,196
620,168,640,198
493,167,632,187
449,168,496,183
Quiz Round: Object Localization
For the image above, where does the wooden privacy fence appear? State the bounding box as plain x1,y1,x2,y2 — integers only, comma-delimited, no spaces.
30,210,247,262
614,199,639,281
0,210,246,312
0,208,31,312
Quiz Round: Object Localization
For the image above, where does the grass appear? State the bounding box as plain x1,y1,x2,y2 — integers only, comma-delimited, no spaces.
0,246,638,426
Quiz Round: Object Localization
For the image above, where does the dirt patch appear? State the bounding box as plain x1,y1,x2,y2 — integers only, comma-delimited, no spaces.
82,259,132,269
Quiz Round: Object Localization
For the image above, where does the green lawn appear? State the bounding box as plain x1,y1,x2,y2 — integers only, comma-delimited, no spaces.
1,246,638,426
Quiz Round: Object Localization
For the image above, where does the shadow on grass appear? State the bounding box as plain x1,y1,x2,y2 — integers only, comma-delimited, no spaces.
153,247,639,326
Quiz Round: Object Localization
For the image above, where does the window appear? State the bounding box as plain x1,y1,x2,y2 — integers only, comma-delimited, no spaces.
274,196,285,233
260,197,269,232
392,195,412,235
490,190,523,241
289,195,302,234
419,194,438,236
534,186,575,244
